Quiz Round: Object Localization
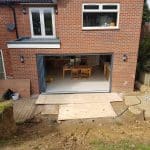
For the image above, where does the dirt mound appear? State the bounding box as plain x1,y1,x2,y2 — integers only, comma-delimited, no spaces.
0,102,16,139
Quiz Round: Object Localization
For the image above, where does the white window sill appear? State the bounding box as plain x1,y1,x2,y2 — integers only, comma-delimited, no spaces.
31,35,56,39
82,26,119,30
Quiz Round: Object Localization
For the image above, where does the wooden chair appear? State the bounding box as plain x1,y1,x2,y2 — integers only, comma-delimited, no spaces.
71,68,80,79
80,68,90,79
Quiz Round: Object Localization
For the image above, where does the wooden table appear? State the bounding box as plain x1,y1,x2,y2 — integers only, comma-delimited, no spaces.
63,66,92,79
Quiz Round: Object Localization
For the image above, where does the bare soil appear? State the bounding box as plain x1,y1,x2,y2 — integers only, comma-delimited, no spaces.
0,104,16,139
0,102,150,150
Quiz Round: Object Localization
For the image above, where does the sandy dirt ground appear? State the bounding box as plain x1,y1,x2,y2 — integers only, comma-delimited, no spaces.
0,101,150,150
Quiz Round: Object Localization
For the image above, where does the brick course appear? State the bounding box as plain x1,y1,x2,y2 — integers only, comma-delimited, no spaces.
0,0,144,94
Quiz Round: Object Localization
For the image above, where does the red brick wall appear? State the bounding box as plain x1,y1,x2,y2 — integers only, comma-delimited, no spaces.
0,0,144,94
0,7,16,77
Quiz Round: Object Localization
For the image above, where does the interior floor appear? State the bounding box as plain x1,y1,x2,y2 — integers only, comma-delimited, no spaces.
46,69,110,93
44,55,111,94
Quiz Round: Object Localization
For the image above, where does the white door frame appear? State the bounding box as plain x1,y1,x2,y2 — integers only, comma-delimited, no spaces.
0,49,6,79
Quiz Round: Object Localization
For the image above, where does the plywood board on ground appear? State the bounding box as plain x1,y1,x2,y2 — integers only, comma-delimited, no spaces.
0,79,30,98
58,103,117,120
41,105,59,115
36,93,122,105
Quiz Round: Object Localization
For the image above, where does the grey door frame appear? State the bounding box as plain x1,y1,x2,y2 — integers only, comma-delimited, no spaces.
36,55,47,93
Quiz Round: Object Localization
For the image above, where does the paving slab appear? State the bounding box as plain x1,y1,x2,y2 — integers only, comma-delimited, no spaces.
125,96,140,106
125,94,150,118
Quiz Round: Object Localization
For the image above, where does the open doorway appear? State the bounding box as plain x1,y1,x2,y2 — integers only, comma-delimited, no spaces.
37,54,112,93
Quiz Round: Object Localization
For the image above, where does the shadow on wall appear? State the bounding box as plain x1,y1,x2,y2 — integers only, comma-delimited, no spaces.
141,22,150,38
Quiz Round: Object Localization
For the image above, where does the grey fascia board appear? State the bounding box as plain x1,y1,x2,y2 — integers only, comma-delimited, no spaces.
7,38,60,45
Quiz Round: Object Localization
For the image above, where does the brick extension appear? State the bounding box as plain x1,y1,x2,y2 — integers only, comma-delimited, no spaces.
0,0,144,94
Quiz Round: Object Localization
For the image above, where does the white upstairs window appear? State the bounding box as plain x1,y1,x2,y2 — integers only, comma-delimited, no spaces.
29,8,56,38
82,3,120,30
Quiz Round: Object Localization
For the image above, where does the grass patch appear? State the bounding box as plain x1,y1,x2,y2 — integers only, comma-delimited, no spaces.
90,140,150,150
0,139,9,146
0,101,13,113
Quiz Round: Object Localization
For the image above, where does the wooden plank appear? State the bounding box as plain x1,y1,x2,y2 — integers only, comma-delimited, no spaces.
13,99,36,122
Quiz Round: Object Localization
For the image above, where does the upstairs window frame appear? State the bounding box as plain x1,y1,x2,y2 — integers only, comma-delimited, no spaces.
29,7,56,38
82,3,120,30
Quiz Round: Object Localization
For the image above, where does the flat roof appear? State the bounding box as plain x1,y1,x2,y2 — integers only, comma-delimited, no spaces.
7,37,60,44
0,0,55,5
